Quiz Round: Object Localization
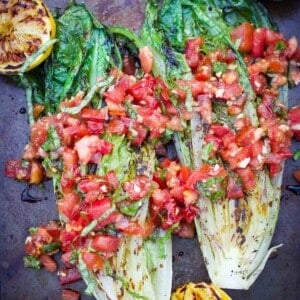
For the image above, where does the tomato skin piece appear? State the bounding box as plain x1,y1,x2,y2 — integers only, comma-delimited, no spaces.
85,198,111,220
91,235,120,252
82,252,104,271
252,28,266,58
81,107,108,122
230,22,254,53
185,37,203,68
123,175,152,201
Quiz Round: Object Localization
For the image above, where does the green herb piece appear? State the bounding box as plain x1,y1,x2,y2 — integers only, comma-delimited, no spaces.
41,126,61,152
212,61,227,76
293,149,300,160
23,255,40,270
42,242,61,254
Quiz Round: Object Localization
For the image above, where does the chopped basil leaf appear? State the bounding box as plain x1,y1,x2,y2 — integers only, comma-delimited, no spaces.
23,255,40,270
212,61,227,76
275,40,286,51
42,242,61,254
119,200,143,217
41,125,61,152
293,149,300,160
29,227,38,235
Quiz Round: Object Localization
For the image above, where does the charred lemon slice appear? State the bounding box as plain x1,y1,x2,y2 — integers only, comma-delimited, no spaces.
172,282,232,300
0,0,56,74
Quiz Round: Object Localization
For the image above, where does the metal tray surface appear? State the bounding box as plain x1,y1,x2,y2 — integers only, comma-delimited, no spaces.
0,1,299,299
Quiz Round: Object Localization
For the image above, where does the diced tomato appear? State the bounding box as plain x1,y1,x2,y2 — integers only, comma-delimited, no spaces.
106,118,127,134
221,82,243,100
235,167,256,191
185,164,226,189
62,289,80,300
81,107,108,122
139,46,154,74
185,37,203,68
221,146,250,170
177,79,209,97
230,22,254,53
123,175,152,201
183,189,198,205
78,175,108,193
265,28,284,44
40,254,57,272
61,251,74,268
169,186,185,202
58,267,82,285
235,125,263,147
29,161,44,184
160,201,181,230
33,227,54,243
5,159,31,181
86,121,105,134
128,122,148,146
82,252,104,271
85,198,111,220
288,106,300,141
57,193,81,221
63,148,79,172
104,76,131,104
252,28,266,58
181,205,199,223
267,57,287,74
41,221,61,241
195,65,212,81
96,211,121,229
210,123,233,137
268,163,282,177
151,189,172,207
226,177,244,199
250,73,267,95
74,135,112,165
91,235,120,252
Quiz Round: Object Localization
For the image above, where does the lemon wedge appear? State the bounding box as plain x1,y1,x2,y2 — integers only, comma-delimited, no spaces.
0,0,56,74
172,282,232,300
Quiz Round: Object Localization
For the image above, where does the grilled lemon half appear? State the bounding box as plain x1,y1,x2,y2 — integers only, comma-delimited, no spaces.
0,0,56,74
172,282,232,300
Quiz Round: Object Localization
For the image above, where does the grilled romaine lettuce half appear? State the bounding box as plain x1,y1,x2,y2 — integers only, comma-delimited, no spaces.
142,0,287,289
21,3,173,299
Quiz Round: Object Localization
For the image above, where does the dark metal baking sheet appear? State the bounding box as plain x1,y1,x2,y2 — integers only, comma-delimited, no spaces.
0,1,299,299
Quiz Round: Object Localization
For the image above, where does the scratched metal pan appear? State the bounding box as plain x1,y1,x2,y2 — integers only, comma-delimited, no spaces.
0,1,299,299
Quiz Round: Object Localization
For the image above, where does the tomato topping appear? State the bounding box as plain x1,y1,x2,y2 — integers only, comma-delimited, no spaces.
85,198,111,220
235,167,256,191
230,22,254,53
81,107,108,122
185,37,203,68
250,73,267,95
57,193,81,221
252,28,266,58
123,175,152,201
91,235,120,252
82,252,104,271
